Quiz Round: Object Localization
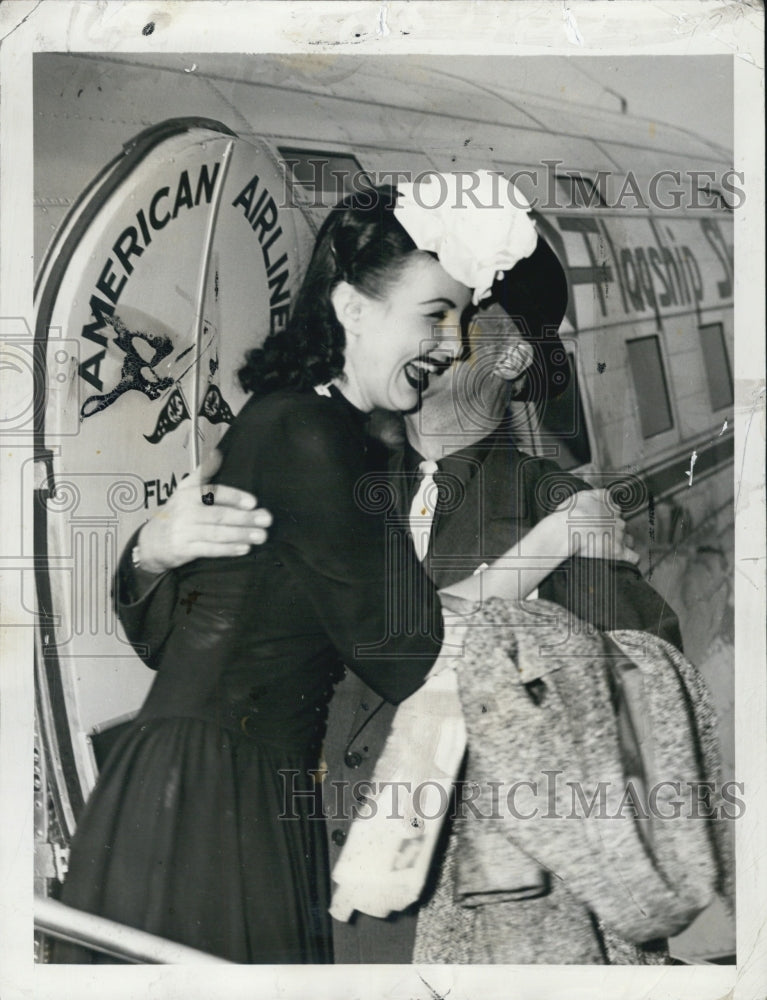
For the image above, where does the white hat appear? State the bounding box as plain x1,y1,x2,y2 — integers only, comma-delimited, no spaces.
394,170,538,305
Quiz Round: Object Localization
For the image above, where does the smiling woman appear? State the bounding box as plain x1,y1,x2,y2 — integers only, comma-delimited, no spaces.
54,185,455,964
50,182,504,964
330,256,470,412
54,177,646,965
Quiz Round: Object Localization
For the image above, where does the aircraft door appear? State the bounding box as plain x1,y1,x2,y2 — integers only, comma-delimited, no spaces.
35,119,314,814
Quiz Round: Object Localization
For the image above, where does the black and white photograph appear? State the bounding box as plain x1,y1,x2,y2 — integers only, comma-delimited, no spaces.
0,3,764,999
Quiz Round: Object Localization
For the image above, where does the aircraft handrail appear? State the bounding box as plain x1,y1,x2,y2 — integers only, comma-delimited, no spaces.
34,896,232,965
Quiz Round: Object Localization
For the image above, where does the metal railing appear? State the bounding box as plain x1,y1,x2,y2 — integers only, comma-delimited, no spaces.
34,896,232,965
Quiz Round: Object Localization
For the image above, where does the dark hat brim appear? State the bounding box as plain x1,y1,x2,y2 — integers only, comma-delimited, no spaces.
487,233,570,402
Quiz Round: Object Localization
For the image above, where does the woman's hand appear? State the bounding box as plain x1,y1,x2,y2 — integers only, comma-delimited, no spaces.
136,450,272,575
555,488,639,565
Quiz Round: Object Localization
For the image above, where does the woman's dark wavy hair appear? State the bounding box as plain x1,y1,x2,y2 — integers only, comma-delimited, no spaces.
238,185,419,396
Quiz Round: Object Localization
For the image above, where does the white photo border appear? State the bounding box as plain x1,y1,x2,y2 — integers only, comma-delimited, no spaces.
1,2,764,998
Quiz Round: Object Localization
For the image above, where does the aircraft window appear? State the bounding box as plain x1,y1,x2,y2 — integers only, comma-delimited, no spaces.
626,335,674,438
554,173,607,209
278,147,367,198
699,322,734,410
537,353,592,470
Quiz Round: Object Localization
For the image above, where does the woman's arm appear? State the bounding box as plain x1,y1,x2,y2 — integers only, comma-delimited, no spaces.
441,488,638,608
114,451,272,668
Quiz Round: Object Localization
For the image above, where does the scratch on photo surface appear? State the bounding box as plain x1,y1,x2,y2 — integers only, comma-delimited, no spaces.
735,383,765,515
0,0,44,44
685,450,698,487
377,2,390,37
562,3,584,45
418,974,451,1000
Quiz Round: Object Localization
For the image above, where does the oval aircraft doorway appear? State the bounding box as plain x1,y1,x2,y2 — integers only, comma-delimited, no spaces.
34,119,315,886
